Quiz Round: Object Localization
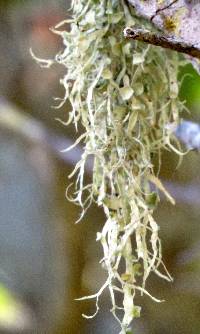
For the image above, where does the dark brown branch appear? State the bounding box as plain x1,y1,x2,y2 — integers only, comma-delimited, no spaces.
124,27,200,59
150,0,179,21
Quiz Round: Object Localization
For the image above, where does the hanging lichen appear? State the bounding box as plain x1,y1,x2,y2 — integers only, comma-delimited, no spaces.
32,0,185,333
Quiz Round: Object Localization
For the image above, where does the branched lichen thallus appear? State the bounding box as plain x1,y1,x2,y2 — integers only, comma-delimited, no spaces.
32,0,184,332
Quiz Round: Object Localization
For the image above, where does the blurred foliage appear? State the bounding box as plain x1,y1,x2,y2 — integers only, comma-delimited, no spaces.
179,64,200,118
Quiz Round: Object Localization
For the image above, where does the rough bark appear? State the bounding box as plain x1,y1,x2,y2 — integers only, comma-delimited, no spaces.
127,0,200,72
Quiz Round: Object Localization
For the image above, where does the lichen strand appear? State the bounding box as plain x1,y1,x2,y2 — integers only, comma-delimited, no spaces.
52,1,183,333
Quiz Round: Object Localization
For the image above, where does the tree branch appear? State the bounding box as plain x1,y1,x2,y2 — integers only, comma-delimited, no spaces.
124,27,200,59
150,0,179,22
126,0,200,72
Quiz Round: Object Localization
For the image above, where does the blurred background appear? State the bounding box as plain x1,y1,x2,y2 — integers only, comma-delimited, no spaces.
0,1,200,333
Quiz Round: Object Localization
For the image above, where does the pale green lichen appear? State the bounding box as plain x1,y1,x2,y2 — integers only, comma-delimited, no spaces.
33,0,185,332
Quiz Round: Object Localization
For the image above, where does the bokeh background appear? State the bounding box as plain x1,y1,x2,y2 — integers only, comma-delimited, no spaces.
1,1,200,333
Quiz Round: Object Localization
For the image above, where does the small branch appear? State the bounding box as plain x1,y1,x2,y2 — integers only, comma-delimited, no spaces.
124,28,200,59
150,0,178,21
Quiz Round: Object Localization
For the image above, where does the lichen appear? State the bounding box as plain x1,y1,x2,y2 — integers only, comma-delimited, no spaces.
33,0,185,332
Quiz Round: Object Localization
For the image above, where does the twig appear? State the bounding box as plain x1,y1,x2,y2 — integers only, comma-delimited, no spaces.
124,27,200,59
150,0,179,21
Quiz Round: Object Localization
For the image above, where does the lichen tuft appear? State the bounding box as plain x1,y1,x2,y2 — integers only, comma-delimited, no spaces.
33,0,185,332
